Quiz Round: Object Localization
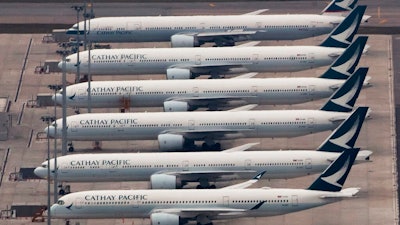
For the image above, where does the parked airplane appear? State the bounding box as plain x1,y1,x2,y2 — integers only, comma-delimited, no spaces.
44,68,367,151
66,0,369,47
50,147,361,223
35,107,370,194
52,62,370,112
59,6,367,79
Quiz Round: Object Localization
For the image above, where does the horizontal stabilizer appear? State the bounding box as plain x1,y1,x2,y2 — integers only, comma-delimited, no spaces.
320,187,360,198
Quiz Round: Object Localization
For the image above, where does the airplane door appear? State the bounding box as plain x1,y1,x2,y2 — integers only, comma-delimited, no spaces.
223,196,229,206
182,160,189,171
291,195,298,207
308,85,316,96
127,22,141,30
77,88,86,100
188,120,195,130
308,53,315,65
256,22,262,29
251,86,258,97
244,159,252,170
74,197,84,209
193,87,199,97
195,55,201,65
248,119,256,129
70,121,78,132
252,54,259,65
305,158,312,169
307,118,314,129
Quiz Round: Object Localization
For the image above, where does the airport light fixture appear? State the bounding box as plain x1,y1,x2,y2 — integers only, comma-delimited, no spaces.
41,115,55,225
71,5,84,83
48,85,61,203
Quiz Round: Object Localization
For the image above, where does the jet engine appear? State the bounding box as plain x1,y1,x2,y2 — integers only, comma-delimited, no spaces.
171,34,200,47
166,68,192,80
150,174,182,189
151,213,180,225
163,100,190,112
158,133,185,151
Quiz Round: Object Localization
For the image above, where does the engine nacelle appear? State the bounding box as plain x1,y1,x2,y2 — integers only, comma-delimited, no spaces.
166,68,192,80
150,174,182,189
164,100,189,112
158,133,185,151
171,34,200,47
151,213,180,225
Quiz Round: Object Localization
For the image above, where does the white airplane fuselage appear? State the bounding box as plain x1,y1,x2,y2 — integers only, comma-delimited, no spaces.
36,150,369,183
55,78,342,109
50,188,342,219
62,46,344,76
46,110,349,141
69,14,341,43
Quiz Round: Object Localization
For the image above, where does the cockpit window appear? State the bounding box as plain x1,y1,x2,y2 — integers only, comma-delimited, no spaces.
65,58,71,62
41,164,47,168
57,200,65,205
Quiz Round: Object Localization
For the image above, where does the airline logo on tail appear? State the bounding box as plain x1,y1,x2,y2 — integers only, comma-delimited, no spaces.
308,148,359,192
319,36,367,79
320,5,366,48
320,67,367,112
321,156,350,188
317,107,368,153
322,0,358,14
330,75,360,110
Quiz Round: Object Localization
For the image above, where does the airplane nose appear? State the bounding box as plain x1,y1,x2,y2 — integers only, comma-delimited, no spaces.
44,126,56,138
52,94,62,105
34,167,47,179
58,61,63,69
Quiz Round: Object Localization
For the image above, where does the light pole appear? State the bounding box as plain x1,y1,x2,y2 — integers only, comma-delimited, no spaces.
48,84,61,203
41,115,55,225
71,5,84,83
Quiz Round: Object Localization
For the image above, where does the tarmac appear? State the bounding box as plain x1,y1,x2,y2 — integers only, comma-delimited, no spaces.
0,1,398,225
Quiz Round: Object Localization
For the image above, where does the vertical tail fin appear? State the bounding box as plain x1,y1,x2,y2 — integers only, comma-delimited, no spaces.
320,67,367,112
320,5,366,48
321,0,358,14
317,107,368,152
308,147,359,192
319,36,368,79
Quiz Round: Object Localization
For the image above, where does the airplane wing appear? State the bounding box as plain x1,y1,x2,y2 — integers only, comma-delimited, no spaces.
242,9,269,15
222,171,266,189
161,170,258,183
167,95,256,105
228,104,258,111
162,128,254,140
231,72,258,79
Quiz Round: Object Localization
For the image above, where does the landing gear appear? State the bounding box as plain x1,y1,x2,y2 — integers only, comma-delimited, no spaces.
196,178,217,189
68,142,74,152
201,142,221,151
58,184,70,195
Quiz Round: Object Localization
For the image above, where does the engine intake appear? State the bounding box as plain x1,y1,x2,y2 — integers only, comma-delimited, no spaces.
150,174,182,189
171,34,200,47
164,100,190,112
151,213,180,225
158,133,185,151
166,68,192,80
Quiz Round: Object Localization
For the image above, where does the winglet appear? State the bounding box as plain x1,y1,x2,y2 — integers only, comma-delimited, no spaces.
320,67,367,112
320,5,366,48
223,142,259,153
243,9,269,15
228,104,258,111
222,171,266,189
308,148,359,192
321,0,358,14
317,107,369,152
319,36,368,79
